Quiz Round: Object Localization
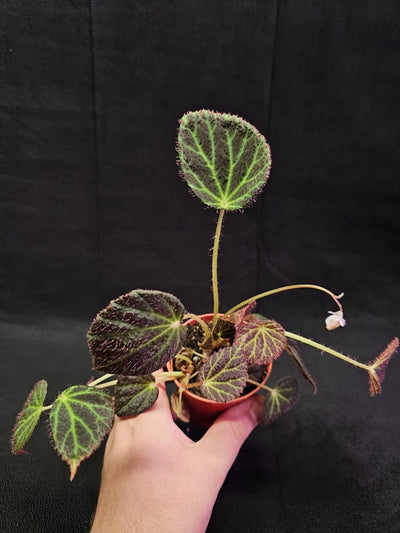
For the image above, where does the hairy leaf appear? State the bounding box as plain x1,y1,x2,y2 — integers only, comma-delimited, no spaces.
199,344,248,402
233,301,257,331
285,342,317,394
234,316,286,364
177,110,271,210
11,380,48,454
115,375,159,416
368,337,399,396
49,386,114,480
88,289,186,376
260,377,299,425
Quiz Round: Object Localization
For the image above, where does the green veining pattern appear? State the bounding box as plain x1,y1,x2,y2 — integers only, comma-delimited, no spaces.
261,377,298,425
11,380,48,454
115,375,159,416
49,385,114,480
235,318,286,364
88,289,186,376
199,344,248,402
177,110,271,210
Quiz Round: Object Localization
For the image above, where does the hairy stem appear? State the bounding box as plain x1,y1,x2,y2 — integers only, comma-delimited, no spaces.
88,373,114,387
247,377,273,393
226,284,344,316
212,209,225,324
154,371,185,383
285,331,369,371
95,380,118,389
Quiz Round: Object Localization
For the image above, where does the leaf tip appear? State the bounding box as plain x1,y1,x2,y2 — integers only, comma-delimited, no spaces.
368,337,399,396
68,458,81,482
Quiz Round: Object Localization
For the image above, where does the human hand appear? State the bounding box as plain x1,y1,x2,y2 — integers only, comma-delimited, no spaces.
90,382,263,533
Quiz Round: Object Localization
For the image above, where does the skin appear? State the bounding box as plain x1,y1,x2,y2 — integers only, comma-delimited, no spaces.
91,384,264,533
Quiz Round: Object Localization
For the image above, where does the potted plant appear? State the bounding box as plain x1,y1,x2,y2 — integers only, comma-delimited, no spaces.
11,109,398,481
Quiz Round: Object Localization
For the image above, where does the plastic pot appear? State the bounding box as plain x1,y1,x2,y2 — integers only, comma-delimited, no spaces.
167,313,272,426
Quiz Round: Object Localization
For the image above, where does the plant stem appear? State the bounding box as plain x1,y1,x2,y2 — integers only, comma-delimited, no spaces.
42,405,53,411
212,209,225,324
284,331,370,371
226,284,344,316
183,313,212,337
95,379,118,389
154,371,185,383
246,378,274,393
88,373,114,387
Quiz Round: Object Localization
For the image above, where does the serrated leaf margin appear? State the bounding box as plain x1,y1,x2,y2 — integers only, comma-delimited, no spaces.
260,377,299,425
49,385,114,480
88,289,186,376
11,379,48,454
199,344,248,402
234,317,286,364
114,375,159,416
177,109,271,211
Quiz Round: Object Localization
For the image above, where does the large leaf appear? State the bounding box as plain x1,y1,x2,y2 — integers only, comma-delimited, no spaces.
199,344,248,402
49,385,114,480
260,377,299,425
88,289,186,376
115,375,159,416
11,380,48,454
177,110,271,210
234,316,286,364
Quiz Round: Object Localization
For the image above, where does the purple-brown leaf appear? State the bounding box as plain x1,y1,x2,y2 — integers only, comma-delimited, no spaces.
234,315,286,365
368,337,399,396
199,344,248,402
260,377,299,425
88,289,186,376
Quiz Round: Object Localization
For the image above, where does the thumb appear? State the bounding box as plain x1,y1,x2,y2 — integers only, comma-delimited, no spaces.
198,394,264,472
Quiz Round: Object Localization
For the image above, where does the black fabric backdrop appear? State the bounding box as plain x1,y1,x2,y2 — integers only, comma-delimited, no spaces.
1,2,399,532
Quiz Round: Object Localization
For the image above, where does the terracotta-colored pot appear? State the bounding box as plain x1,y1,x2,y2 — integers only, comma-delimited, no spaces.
167,313,272,426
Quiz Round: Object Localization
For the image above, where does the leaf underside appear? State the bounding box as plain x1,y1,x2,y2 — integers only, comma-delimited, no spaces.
49,385,114,481
88,289,186,376
285,342,317,394
115,375,159,416
260,377,299,425
234,316,286,365
11,379,48,454
199,344,248,402
177,109,271,210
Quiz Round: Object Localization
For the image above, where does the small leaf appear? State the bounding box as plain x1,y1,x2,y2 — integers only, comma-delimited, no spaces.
233,301,257,331
177,110,271,210
368,337,399,396
170,392,190,423
212,317,235,342
285,342,317,394
247,364,268,383
234,316,286,364
11,380,48,454
115,375,159,416
49,386,114,480
260,377,299,425
88,289,186,376
199,344,248,401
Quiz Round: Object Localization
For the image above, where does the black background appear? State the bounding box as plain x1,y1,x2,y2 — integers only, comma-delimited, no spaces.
1,2,399,532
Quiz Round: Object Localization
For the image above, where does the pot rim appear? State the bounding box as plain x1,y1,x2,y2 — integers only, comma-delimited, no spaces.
167,312,272,406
